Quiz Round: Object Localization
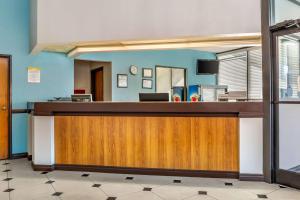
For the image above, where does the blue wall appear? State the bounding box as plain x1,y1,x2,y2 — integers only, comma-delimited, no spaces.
0,0,216,154
0,0,74,154
79,50,216,101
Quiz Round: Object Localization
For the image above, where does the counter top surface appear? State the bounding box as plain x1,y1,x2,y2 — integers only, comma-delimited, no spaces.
32,102,263,117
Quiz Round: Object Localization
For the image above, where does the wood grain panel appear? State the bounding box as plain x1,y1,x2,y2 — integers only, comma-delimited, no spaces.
55,116,239,172
190,118,239,171
0,58,9,159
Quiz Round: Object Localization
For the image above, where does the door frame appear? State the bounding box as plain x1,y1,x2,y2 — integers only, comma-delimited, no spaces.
91,67,104,101
0,54,12,159
261,0,300,185
271,25,300,189
261,0,274,183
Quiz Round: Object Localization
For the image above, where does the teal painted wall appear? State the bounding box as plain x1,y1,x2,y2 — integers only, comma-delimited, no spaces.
0,0,74,154
79,50,216,101
0,0,216,154
12,114,28,154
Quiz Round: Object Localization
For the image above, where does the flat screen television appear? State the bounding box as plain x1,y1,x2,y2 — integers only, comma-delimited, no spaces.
197,59,219,74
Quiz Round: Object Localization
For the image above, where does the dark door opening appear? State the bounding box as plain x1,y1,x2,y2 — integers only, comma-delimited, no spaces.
91,68,104,101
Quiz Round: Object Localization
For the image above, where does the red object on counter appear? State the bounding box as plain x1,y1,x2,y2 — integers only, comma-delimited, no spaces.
74,89,85,94
191,96,198,102
174,96,181,102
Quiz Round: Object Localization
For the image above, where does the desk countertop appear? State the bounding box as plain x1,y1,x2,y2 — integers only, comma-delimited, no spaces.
32,101,263,118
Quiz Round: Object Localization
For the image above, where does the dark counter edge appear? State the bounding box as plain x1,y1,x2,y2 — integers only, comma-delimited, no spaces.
32,102,264,118
32,163,239,179
31,163,264,181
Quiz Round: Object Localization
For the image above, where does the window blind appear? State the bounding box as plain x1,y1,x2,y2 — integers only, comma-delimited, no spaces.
279,40,288,94
218,52,248,92
218,48,263,100
287,41,300,98
278,38,300,99
248,49,263,99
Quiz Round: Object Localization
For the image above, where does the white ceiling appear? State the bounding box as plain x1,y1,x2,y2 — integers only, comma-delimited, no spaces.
32,0,261,55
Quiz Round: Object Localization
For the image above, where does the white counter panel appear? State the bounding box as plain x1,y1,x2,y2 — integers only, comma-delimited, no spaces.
32,116,54,165
240,118,263,175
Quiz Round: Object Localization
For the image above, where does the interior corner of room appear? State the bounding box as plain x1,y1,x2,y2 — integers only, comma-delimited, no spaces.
1,0,300,192
2,0,265,174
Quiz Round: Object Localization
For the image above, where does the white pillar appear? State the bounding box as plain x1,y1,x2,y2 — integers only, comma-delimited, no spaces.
239,118,263,175
32,116,55,165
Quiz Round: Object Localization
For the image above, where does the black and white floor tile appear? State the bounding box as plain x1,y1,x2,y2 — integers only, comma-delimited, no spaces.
1,159,300,200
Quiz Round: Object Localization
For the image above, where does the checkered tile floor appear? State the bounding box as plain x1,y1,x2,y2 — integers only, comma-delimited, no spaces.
1,159,300,200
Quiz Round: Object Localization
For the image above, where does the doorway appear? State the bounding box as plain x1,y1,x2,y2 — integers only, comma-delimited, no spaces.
74,60,112,102
91,68,104,101
272,23,300,189
0,55,11,160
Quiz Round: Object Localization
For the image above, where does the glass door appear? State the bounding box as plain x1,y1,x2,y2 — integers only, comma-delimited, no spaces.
273,24,300,189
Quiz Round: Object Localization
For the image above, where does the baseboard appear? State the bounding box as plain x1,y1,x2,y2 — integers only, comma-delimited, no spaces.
27,155,32,161
11,152,28,160
12,109,31,114
31,163,54,172
32,163,239,179
239,173,264,181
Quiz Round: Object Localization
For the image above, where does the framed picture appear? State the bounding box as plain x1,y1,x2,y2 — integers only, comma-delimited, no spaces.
117,74,128,88
142,79,153,89
142,68,153,78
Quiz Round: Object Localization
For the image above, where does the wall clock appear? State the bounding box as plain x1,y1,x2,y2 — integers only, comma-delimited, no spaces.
129,65,138,75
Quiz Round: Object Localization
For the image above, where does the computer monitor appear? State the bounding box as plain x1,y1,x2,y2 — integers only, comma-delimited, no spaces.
139,93,169,102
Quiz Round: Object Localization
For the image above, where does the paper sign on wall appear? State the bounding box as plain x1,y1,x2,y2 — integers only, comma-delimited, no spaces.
28,67,41,83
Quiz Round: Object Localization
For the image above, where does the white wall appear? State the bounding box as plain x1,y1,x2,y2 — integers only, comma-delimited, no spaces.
32,0,261,50
279,104,300,170
74,60,92,94
240,118,263,174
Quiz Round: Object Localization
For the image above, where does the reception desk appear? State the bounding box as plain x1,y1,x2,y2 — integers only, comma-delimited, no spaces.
30,102,263,179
